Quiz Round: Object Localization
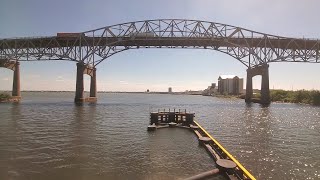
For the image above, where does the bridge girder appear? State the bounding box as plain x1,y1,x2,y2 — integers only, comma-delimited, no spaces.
0,19,319,67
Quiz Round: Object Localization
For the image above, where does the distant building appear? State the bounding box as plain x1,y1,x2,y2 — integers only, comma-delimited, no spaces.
202,83,217,96
146,89,149,93
168,87,172,93
211,83,216,90
218,75,243,95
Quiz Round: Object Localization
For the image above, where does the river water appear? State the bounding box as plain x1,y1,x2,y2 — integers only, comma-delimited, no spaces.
0,92,319,180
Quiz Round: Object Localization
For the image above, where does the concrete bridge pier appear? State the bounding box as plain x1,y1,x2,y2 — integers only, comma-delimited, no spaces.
74,62,97,103
260,66,270,104
245,71,253,102
245,64,270,105
75,63,85,103
0,60,21,101
89,67,97,101
12,62,21,98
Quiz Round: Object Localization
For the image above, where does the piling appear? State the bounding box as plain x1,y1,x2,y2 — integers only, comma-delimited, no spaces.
147,124,157,131
184,168,220,180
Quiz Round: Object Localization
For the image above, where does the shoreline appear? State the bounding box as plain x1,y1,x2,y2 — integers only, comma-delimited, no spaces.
0,97,20,103
2,90,320,106
0,93,21,103
0,91,203,95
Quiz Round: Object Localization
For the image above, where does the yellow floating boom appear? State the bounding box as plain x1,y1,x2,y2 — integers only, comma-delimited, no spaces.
194,121,256,180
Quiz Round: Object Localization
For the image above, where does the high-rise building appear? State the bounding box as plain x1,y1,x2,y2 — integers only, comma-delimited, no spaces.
168,87,172,93
218,75,243,95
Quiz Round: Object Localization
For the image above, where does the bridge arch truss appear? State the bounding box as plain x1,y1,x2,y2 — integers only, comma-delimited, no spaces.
1,19,319,67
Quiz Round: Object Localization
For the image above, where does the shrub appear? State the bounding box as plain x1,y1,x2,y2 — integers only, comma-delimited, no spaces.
269,89,320,105
252,93,261,99
310,90,320,105
0,93,11,99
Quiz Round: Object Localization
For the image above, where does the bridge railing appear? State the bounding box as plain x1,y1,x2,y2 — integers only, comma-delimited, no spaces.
1,33,318,42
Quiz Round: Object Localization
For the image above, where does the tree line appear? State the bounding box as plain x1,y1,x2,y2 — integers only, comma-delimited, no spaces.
269,90,320,105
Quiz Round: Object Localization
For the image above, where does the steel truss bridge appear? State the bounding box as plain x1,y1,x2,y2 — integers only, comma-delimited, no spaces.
1,19,319,104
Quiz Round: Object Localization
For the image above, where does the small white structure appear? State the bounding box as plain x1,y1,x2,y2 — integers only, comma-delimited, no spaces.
218,75,243,95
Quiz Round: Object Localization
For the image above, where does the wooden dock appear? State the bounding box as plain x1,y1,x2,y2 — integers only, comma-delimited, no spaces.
150,109,195,125
148,109,256,180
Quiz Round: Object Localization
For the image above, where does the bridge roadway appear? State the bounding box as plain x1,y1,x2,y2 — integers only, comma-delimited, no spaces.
1,19,320,104
2,36,319,50
1,36,319,66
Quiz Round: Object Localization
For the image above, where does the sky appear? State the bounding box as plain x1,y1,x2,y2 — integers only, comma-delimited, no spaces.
1,0,320,92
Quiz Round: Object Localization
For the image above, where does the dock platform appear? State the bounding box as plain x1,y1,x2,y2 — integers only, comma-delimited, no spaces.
148,109,256,180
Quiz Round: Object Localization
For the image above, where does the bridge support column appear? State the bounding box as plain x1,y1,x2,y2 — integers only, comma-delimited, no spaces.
88,67,97,102
75,62,85,103
12,62,21,99
245,69,253,103
74,62,97,103
245,64,270,105
260,65,270,105
0,60,21,101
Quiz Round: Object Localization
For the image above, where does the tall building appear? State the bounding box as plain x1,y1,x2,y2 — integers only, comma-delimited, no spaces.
168,87,172,93
218,75,243,95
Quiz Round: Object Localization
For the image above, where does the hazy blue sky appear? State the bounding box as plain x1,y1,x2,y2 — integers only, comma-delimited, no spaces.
1,0,320,92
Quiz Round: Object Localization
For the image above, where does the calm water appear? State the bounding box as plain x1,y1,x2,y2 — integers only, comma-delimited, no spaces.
0,92,319,180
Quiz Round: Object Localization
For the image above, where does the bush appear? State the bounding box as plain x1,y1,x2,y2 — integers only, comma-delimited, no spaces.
310,90,320,105
269,89,320,105
252,93,261,99
0,93,11,99
271,90,287,102
292,90,310,104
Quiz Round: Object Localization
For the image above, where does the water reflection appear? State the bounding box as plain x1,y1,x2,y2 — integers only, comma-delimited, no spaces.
242,106,277,177
3,103,22,179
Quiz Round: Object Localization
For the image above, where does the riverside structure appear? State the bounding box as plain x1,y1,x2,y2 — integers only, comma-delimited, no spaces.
218,75,243,95
148,109,256,180
1,19,320,104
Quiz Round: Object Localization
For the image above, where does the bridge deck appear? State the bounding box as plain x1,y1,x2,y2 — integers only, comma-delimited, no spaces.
0,19,319,66
1,36,319,50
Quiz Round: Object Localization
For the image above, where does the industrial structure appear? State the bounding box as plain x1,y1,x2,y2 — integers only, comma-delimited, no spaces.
218,75,244,95
1,19,320,104
203,83,216,96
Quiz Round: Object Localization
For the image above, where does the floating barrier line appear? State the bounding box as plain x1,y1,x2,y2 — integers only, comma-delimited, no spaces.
194,121,256,180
